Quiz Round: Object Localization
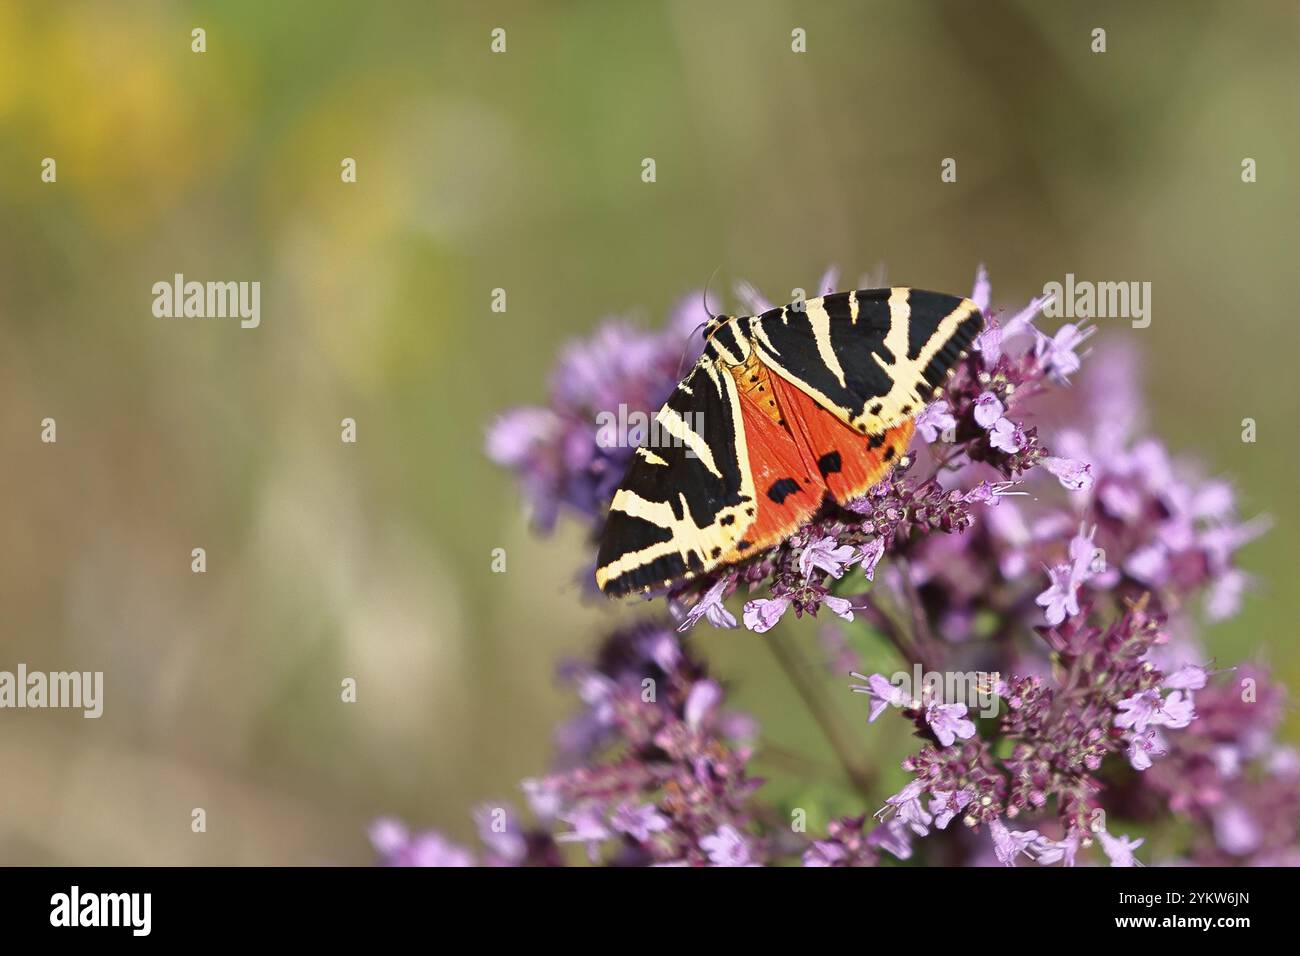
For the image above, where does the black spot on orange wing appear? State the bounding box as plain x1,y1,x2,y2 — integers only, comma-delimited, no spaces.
767,477,801,503
768,371,917,506
817,451,842,477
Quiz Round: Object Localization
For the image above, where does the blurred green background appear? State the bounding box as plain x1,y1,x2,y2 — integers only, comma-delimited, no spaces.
1,0,1296,864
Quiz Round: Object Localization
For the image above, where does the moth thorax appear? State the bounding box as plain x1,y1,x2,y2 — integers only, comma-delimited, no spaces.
702,316,750,366
728,352,783,425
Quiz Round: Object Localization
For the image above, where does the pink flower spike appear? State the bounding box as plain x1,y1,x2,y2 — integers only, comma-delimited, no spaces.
925,702,977,747
1127,730,1166,771
1036,563,1082,626
799,535,857,581
1035,322,1096,384
929,789,973,830
1097,829,1145,867
609,802,669,843
971,264,991,312
1163,664,1208,691
742,596,790,633
989,817,1040,866
1158,689,1196,729
555,803,612,862
850,672,909,722
973,391,1005,429
700,824,757,866
821,594,855,623
677,575,737,632
1115,690,1164,733
684,679,722,729
1033,831,1081,866
1041,456,1094,491
915,400,957,443
856,538,886,581
877,778,932,836
988,417,1024,453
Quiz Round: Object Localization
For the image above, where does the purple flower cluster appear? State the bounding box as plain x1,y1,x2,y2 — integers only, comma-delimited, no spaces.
370,806,562,868
822,274,1286,866
868,597,1185,863
533,622,767,866
1141,665,1300,865
486,296,708,534
374,266,1293,867
802,814,891,867
373,623,767,867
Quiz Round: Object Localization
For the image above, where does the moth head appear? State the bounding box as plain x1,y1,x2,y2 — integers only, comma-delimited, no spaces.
702,313,734,340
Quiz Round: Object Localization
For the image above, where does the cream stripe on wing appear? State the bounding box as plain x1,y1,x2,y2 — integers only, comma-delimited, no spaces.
862,296,979,429
596,529,704,587
656,407,722,479
710,337,742,366
748,314,781,356
806,299,847,389
700,359,725,396
720,354,756,508
610,489,687,526
914,298,978,368
883,287,911,363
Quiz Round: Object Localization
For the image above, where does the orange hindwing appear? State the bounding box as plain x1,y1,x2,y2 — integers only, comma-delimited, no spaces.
767,370,915,505
714,353,914,569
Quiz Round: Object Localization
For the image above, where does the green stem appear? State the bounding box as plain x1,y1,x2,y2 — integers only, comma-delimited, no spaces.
763,630,876,798
850,593,929,669
895,557,942,670
755,740,848,782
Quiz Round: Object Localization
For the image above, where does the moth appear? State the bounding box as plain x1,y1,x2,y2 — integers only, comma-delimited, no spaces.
595,287,983,596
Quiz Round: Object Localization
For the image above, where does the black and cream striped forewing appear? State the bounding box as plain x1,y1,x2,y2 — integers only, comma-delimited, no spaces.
594,358,757,597
747,288,982,436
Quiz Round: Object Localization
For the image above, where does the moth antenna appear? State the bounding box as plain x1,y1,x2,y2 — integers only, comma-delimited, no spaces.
678,266,725,376
701,264,723,321
677,327,705,377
